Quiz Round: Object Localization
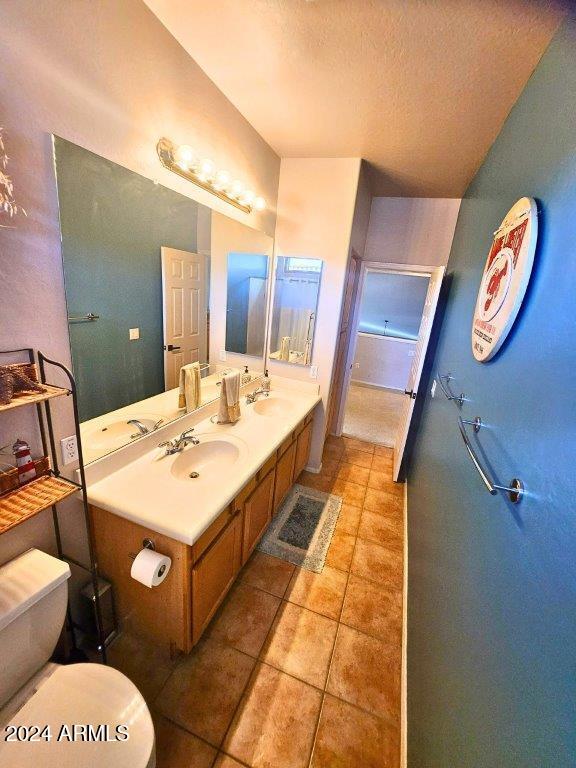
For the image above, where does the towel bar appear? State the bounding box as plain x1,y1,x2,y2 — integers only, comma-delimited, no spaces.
457,416,524,503
437,372,465,406
68,313,99,323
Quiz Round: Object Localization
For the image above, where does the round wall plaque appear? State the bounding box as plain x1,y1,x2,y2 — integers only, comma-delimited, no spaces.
471,197,538,362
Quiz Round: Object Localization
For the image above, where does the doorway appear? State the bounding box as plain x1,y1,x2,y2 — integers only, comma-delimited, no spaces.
334,262,444,479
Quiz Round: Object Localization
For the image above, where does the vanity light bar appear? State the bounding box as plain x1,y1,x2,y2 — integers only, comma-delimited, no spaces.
156,138,266,214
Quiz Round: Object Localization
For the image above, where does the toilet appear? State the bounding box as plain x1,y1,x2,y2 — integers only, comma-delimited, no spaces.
0,548,155,767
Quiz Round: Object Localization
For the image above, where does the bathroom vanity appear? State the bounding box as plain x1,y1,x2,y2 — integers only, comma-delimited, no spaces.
86,385,319,655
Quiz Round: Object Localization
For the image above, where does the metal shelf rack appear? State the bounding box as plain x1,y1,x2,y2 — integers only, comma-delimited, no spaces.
0,348,107,663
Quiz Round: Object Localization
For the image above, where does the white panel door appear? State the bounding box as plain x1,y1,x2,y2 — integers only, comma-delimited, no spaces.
161,247,207,390
393,266,445,480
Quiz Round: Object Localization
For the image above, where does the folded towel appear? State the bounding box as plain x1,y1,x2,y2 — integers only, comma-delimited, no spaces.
217,369,241,424
280,336,291,361
178,362,202,412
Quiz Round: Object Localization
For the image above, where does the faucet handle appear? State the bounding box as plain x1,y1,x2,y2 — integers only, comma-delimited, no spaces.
181,428,195,438
158,440,171,448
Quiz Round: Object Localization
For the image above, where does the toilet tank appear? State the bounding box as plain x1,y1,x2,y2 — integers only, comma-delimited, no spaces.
0,549,70,707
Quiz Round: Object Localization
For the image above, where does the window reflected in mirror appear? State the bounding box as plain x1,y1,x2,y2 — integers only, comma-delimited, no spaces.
225,253,269,357
269,256,323,366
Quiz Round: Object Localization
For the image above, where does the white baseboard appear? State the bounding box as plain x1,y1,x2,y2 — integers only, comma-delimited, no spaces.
304,463,322,474
401,481,408,768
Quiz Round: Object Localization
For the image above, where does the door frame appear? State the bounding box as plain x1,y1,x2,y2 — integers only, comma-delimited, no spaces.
334,261,438,437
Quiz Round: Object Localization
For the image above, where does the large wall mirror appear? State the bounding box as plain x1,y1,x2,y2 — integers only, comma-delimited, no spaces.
54,137,272,463
269,256,323,365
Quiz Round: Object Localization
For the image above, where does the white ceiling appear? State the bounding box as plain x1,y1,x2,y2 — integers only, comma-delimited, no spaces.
144,0,564,197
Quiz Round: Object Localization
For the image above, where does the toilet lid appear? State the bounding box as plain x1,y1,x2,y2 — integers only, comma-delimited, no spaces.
0,663,155,768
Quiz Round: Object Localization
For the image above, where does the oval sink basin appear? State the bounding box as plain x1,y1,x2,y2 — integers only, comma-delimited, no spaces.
253,397,295,417
86,414,163,451
170,438,243,481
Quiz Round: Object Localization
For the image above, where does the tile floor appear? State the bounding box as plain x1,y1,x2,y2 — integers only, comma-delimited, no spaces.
107,438,404,768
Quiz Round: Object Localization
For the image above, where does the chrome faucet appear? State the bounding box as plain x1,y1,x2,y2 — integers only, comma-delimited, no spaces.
128,418,163,438
158,428,200,456
245,388,269,404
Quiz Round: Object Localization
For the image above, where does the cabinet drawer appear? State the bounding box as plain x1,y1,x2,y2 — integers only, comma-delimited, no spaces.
192,503,234,563
257,454,276,482
274,441,297,514
243,469,275,563
191,511,243,644
277,433,295,459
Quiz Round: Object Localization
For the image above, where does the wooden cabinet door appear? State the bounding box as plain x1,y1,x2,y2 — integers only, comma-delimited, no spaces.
243,469,275,563
293,421,313,481
191,510,242,644
274,441,297,515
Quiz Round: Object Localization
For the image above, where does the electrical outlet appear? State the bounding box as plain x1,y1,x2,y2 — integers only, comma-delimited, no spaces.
129,327,140,340
219,350,227,362
431,380,437,398
354,362,360,369
60,435,78,465
309,365,318,379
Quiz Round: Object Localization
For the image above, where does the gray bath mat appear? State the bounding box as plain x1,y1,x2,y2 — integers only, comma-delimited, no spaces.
258,484,342,573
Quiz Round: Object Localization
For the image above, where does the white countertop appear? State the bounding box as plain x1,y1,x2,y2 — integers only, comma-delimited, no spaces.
86,384,321,546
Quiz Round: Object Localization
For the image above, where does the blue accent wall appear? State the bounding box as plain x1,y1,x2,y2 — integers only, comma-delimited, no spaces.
407,19,576,767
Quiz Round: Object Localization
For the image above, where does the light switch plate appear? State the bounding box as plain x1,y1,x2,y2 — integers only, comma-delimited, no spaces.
129,328,140,340
60,435,78,465
309,365,318,379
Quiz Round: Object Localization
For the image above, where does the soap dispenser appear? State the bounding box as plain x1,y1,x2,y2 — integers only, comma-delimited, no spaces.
262,369,271,393
241,365,252,385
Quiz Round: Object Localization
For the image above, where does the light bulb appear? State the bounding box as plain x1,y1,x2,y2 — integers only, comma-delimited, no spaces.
254,196,266,211
214,169,231,190
240,189,255,206
230,179,244,199
197,158,215,181
174,144,195,170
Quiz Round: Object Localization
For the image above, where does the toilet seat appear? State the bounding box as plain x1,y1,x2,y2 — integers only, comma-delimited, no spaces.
0,663,155,767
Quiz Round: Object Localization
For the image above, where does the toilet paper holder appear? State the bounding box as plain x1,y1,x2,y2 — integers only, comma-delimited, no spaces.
128,538,156,561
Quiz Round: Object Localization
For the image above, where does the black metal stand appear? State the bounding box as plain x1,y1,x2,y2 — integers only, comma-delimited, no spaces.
1,348,107,664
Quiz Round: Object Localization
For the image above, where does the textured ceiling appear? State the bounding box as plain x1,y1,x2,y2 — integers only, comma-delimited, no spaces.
144,0,564,196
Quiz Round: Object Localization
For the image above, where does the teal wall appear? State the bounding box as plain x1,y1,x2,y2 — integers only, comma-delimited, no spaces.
55,138,202,421
407,19,576,767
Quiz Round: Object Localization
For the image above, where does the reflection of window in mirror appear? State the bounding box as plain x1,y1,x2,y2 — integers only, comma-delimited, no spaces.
225,253,269,357
269,257,323,366
359,271,429,341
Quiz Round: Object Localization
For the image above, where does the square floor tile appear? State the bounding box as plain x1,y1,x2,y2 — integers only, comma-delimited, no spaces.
157,638,255,746
351,538,403,590
284,565,348,620
260,602,338,687
310,694,399,768
325,530,356,572
323,444,344,463
107,631,179,704
331,479,366,507
358,509,403,550
327,625,400,720
223,662,322,768
343,437,375,454
240,551,295,597
367,469,397,491
371,455,394,473
213,755,246,768
336,462,370,486
374,445,394,458
208,582,281,656
335,503,362,535
364,487,404,514
341,574,402,643
340,448,373,469
300,471,332,492
153,715,217,768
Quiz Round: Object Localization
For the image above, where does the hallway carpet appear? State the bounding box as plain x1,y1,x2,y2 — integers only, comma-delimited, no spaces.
107,440,404,768
343,383,404,447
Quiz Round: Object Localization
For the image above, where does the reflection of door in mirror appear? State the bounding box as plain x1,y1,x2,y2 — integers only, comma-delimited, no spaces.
161,248,209,389
225,254,269,357
269,257,323,366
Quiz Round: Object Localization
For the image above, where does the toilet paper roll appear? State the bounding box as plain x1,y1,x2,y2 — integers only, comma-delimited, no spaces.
130,548,172,588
